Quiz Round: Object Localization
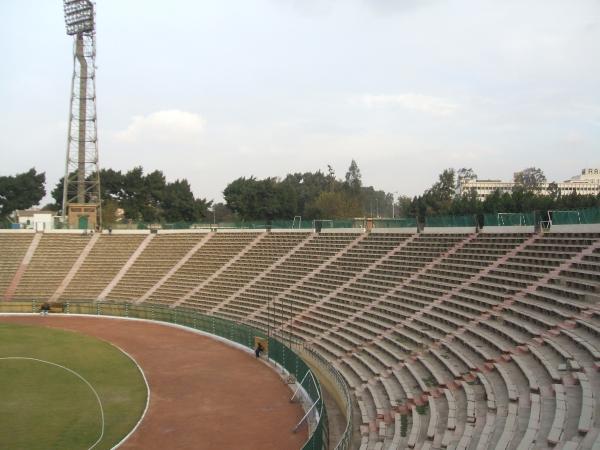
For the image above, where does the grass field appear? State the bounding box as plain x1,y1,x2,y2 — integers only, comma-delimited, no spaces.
0,323,148,450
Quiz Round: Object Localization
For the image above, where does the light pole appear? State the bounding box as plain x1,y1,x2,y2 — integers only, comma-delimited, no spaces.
62,0,102,229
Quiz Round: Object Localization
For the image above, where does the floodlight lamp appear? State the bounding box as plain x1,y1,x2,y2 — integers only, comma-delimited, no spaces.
63,0,94,35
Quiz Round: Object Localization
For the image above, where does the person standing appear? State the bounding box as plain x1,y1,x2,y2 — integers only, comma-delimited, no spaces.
255,342,264,358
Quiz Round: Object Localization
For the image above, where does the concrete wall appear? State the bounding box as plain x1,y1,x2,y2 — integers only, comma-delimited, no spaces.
549,224,600,233
481,226,535,234
422,226,477,234
371,228,418,234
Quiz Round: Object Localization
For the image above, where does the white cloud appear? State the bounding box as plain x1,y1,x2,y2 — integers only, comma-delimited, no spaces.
356,94,459,116
114,110,205,144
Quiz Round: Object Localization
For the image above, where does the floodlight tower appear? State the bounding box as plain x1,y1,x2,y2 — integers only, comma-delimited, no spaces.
62,0,101,229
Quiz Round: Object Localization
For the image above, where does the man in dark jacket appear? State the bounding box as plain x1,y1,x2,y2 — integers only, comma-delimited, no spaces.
255,342,264,358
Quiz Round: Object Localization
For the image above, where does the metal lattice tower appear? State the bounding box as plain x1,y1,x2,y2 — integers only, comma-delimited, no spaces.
62,0,101,226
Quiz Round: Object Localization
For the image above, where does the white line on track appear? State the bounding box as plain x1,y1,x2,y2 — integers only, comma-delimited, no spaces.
0,357,105,450
109,345,151,450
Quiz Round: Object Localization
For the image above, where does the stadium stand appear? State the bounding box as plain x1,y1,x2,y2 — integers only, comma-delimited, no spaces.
11,233,90,300
59,233,147,300
1,227,600,449
0,232,35,299
104,233,203,301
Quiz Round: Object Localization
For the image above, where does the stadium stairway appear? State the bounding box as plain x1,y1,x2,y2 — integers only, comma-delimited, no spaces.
106,233,203,301
98,233,155,300
307,233,481,353
214,232,343,320
146,232,261,307
183,232,311,313
275,233,419,337
136,232,213,303
208,232,314,317
50,232,100,302
12,234,90,301
2,232,38,301
171,232,266,309
60,233,147,301
242,232,368,329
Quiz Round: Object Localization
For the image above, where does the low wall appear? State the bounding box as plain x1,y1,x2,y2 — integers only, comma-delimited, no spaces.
0,229,35,234
422,226,477,234
371,228,418,234
481,226,535,234
550,224,600,233
321,228,365,233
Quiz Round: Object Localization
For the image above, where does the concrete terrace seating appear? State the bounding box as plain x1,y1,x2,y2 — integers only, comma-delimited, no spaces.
60,234,146,300
12,234,90,300
242,232,362,330
146,232,260,307
2,229,600,449
282,233,411,339
0,233,34,297
191,232,310,316
311,234,471,356
106,233,203,301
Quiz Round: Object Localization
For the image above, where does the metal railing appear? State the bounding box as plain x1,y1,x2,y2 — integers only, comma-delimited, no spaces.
0,301,329,450
301,345,354,450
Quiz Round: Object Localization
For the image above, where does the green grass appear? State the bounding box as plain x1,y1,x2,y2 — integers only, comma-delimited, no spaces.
0,323,147,450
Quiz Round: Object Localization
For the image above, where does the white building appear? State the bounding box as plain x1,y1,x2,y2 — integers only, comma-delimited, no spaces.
16,210,56,231
458,168,600,200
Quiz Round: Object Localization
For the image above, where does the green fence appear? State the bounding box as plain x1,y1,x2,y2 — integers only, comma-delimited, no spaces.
483,212,535,227
425,214,476,228
302,346,353,450
550,207,600,225
107,219,357,231
314,219,360,229
0,301,330,450
372,218,417,228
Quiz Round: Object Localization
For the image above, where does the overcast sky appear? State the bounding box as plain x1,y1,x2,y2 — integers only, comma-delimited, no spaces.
1,0,599,204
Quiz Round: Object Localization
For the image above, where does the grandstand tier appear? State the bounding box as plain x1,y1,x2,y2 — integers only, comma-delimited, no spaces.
1,228,600,449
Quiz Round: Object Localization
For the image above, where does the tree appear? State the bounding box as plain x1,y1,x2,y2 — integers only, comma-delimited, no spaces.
99,168,125,201
51,166,211,224
162,179,211,222
420,168,456,215
456,167,477,195
101,199,120,225
0,168,46,220
326,165,336,192
361,186,390,218
224,177,257,220
140,170,167,222
344,159,362,194
395,195,413,218
223,177,286,221
457,168,477,181
513,167,546,192
211,202,237,223
281,171,328,217
308,191,362,219
547,182,560,200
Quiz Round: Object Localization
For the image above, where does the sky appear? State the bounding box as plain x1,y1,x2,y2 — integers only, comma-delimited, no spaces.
1,0,599,205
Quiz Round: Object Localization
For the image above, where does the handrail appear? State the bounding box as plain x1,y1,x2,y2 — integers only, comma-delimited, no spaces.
0,301,328,450
302,345,353,450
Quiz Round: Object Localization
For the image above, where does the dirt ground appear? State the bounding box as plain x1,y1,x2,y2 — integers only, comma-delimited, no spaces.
0,315,308,450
